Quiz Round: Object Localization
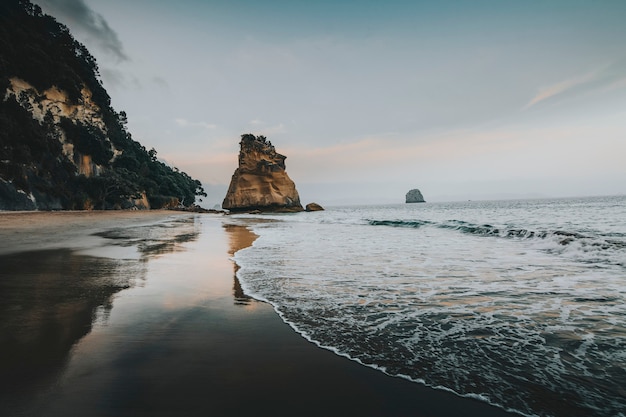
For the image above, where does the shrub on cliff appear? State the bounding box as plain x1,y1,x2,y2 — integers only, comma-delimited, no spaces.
0,0,206,209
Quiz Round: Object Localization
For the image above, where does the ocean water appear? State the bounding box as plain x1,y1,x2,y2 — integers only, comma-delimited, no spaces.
230,195,626,417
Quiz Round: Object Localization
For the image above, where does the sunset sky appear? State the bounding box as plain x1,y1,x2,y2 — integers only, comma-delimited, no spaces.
38,0,626,205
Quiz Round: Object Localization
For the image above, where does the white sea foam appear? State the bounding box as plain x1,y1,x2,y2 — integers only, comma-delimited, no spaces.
232,196,626,417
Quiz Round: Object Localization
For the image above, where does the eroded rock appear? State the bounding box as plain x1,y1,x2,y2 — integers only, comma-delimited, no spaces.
222,134,304,213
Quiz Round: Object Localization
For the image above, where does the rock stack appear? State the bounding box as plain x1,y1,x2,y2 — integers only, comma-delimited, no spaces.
222,134,304,213
405,189,425,203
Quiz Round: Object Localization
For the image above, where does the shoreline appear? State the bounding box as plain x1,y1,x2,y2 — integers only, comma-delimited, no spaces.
0,211,518,416
0,209,199,256
228,221,521,417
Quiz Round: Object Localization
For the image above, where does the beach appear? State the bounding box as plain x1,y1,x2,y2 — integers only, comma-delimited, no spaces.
0,210,517,417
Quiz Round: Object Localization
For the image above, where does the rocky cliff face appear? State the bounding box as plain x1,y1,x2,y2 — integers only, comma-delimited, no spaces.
222,134,303,213
7,77,110,174
406,188,425,203
0,0,205,210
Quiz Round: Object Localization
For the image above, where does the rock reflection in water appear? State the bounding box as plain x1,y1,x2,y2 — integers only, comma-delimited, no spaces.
223,223,258,305
0,215,200,416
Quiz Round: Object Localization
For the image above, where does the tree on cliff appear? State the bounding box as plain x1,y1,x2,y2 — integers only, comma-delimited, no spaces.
241,133,269,145
0,0,206,209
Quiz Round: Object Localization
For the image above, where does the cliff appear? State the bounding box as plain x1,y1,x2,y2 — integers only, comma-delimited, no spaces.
406,188,425,203
0,0,205,210
222,134,303,213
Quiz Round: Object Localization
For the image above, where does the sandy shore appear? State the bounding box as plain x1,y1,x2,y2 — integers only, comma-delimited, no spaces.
0,211,517,417
0,210,197,255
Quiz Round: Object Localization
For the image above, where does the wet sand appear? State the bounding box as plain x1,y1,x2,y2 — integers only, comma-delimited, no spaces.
0,211,518,416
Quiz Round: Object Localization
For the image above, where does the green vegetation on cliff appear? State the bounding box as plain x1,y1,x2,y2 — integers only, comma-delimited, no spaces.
0,0,206,209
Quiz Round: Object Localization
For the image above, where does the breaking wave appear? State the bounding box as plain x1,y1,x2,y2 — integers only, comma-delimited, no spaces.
367,218,626,267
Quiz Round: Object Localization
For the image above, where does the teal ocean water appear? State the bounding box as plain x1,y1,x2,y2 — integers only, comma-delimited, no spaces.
231,196,626,417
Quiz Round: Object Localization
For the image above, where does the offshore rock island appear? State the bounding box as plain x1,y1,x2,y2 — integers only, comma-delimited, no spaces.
406,188,425,203
222,134,304,213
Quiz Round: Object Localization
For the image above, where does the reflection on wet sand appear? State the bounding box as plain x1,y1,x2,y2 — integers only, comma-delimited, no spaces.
223,223,258,305
0,215,200,416
0,250,145,414
92,216,201,258
224,223,258,256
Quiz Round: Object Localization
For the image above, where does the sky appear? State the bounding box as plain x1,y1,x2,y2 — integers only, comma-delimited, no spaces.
36,0,626,206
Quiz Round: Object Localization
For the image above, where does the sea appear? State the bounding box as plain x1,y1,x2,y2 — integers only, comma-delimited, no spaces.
229,195,626,417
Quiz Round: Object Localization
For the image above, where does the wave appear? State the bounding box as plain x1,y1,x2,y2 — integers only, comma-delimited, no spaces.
368,219,432,228
367,218,626,265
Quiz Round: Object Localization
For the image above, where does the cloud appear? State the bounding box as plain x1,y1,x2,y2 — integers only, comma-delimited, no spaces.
38,0,128,62
524,71,597,109
524,58,626,109
175,118,217,130
100,67,140,90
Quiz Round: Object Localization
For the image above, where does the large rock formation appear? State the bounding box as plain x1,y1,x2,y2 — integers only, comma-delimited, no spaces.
406,188,425,203
222,134,304,213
